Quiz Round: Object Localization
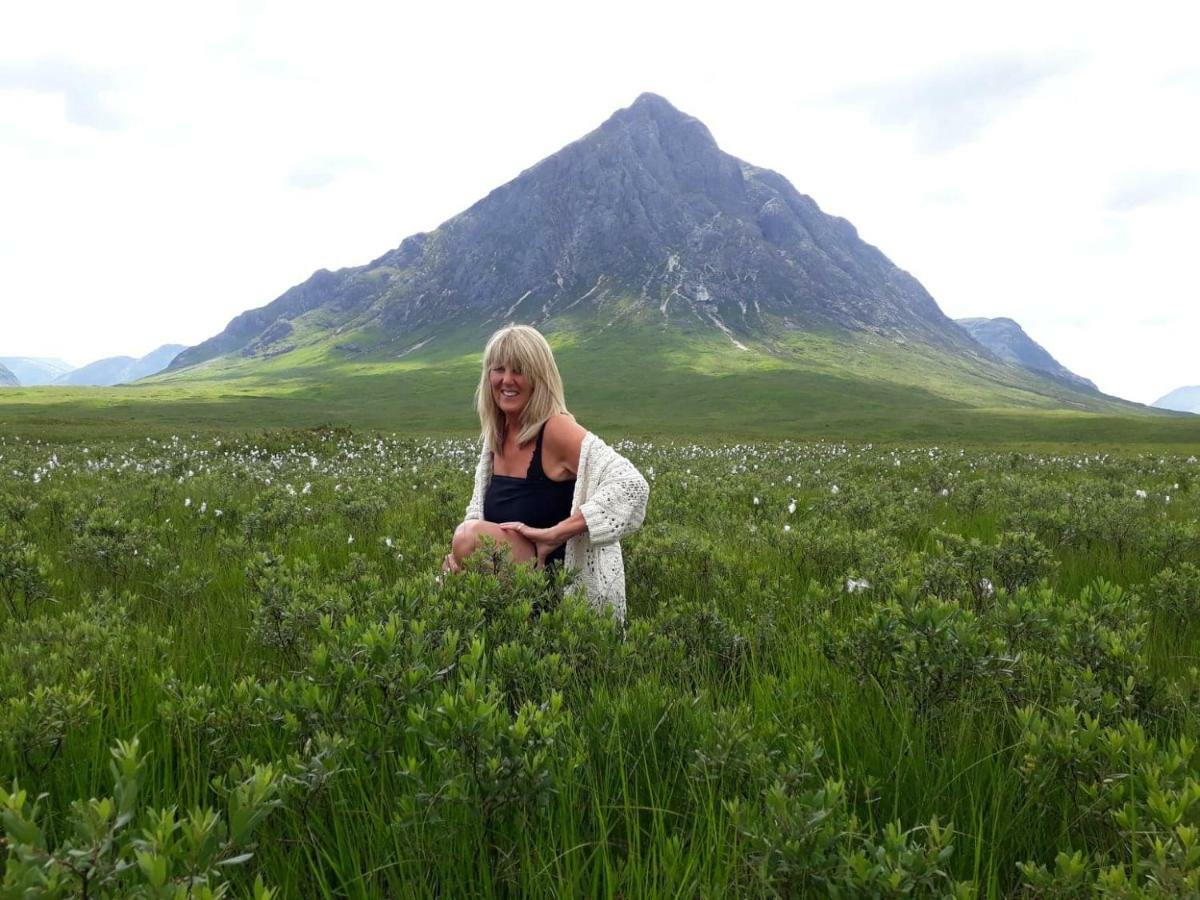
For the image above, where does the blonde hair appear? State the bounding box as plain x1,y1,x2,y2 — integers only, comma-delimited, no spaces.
475,324,568,453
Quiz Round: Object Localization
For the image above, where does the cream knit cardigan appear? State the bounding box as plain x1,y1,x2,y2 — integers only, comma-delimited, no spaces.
464,431,649,622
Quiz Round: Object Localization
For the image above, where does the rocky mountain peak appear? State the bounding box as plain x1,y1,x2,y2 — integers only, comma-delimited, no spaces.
172,94,982,370
584,92,741,203
604,92,722,152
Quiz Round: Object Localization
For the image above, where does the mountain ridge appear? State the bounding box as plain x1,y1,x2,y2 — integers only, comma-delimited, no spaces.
53,345,187,386
1153,386,1200,414
955,317,1097,391
0,357,74,386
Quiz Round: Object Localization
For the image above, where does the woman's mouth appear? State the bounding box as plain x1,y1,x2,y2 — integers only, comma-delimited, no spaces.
500,389,519,398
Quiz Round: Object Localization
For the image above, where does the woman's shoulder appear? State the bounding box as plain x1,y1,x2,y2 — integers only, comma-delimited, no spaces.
544,412,587,442
543,413,588,473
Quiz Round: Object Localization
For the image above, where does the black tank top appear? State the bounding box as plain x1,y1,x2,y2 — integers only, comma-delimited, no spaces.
484,422,577,566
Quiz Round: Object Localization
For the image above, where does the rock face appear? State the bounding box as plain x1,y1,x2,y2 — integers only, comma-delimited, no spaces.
54,345,186,386
0,357,74,386
0,363,18,387
1153,386,1200,414
956,317,1097,391
172,93,982,370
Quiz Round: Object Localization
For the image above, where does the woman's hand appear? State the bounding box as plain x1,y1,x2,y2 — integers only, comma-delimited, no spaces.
442,552,460,574
498,522,564,569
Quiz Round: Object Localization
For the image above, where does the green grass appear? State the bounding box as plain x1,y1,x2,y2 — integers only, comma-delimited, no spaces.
2,315,1197,447
2,433,1198,896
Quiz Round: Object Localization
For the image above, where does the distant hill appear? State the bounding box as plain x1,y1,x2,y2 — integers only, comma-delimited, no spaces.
0,363,18,387
0,357,74,385
53,345,186,386
1153,386,1200,414
956,317,1097,391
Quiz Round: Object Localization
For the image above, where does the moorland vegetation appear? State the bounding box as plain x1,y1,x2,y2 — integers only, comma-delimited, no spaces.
1,430,1199,896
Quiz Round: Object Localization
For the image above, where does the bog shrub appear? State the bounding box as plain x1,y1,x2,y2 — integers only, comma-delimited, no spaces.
0,738,283,899
1146,562,1200,620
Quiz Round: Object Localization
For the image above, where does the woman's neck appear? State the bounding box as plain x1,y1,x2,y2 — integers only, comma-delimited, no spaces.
502,415,525,448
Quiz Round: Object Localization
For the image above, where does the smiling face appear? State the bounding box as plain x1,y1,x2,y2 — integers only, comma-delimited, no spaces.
476,325,567,452
489,362,532,423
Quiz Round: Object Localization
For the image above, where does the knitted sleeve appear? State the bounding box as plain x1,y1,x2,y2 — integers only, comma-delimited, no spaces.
464,441,489,521
578,442,649,547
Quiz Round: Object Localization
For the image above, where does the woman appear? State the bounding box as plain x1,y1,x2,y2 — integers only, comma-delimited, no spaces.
443,324,649,623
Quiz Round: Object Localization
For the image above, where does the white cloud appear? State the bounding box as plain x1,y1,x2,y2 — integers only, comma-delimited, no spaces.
0,59,124,130
1106,171,1199,212
832,54,1077,153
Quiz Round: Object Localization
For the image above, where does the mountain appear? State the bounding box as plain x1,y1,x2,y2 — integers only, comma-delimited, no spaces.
171,92,988,370
956,317,1097,391
54,345,186,386
1153,386,1200,414
156,93,1155,426
0,363,18,387
0,357,74,385
126,345,188,380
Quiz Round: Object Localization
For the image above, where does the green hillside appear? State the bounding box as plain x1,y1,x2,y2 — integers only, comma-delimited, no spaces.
2,311,1196,447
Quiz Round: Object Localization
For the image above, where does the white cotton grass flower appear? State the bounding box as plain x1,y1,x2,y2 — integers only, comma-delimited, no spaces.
940,488,950,497
783,524,791,532
787,500,796,515
831,484,840,495
199,501,207,514
845,577,871,593
184,497,191,507
348,534,355,544
753,496,760,506
978,578,995,599
1135,489,1147,499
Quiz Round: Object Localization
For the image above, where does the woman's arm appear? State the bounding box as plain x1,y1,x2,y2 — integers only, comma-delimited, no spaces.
576,443,649,546
543,419,648,546
463,440,490,521
499,511,587,568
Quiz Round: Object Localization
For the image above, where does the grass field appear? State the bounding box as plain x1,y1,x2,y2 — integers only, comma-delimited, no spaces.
2,318,1197,447
2,427,1199,897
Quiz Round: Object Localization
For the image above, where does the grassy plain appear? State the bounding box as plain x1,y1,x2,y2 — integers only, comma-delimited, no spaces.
2,320,1197,448
1,428,1199,897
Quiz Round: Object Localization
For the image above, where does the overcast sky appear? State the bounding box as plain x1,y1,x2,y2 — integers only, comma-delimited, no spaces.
2,1,1197,403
